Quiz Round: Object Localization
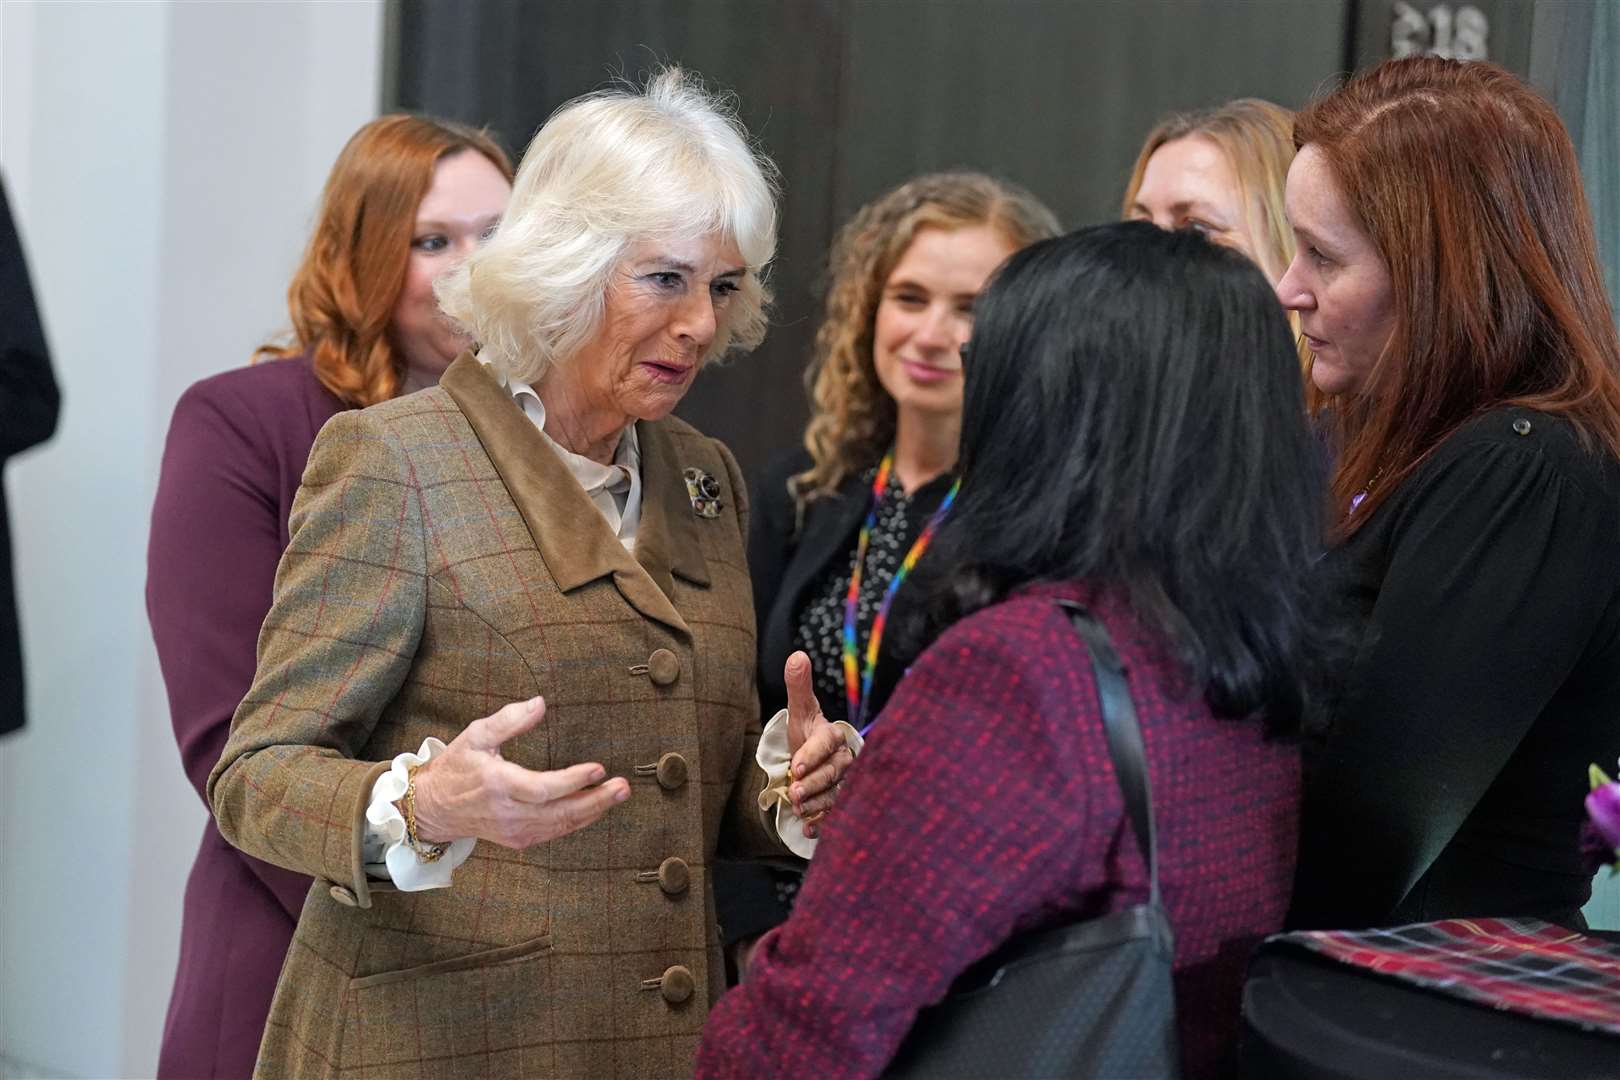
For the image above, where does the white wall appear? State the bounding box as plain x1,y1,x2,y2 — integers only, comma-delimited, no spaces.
0,3,382,1076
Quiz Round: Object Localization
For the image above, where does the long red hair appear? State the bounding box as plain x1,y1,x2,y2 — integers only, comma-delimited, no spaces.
1298,58,1620,533
258,115,513,407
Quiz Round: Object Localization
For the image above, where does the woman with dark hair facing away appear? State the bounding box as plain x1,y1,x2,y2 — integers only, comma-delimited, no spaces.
698,221,1328,1079
146,115,512,1078
718,174,1059,972
1279,58,1620,931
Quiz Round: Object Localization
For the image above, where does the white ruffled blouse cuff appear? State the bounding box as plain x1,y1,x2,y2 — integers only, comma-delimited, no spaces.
363,737,476,890
755,709,864,858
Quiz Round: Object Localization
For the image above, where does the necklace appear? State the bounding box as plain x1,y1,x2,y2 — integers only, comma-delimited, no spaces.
1349,466,1388,514
842,449,960,733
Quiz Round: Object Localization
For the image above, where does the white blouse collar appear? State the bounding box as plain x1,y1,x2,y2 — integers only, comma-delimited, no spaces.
478,358,642,547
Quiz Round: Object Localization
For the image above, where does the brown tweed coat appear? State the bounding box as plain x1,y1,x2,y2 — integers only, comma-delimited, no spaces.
209,354,778,1079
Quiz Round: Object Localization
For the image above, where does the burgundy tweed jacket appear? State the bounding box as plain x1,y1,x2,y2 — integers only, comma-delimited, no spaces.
697,581,1301,1080
147,355,346,1078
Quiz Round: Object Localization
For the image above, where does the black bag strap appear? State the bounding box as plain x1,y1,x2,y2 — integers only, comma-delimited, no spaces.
1059,601,1161,906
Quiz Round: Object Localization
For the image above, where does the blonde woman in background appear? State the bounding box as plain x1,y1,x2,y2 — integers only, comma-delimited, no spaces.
1125,98,1296,281
1124,99,1296,281
1123,99,1318,396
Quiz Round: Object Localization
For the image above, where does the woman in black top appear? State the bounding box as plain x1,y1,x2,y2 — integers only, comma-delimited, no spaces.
718,173,1060,971
1280,58,1620,930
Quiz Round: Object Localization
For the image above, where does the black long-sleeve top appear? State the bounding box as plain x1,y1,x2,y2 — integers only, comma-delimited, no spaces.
751,448,955,728
0,175,60,736
1291,406,1620,930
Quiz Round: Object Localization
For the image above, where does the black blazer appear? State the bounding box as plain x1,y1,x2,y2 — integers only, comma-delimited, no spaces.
1291,406,1620,931
0,176,60,737
717,448,946,952
749,447,939,726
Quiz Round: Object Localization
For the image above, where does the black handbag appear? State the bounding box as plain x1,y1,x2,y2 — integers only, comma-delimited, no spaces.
884,602,1182,1079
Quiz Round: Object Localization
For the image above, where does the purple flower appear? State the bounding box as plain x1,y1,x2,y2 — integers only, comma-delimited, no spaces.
1586,764,1620,875
1589,779,1620,852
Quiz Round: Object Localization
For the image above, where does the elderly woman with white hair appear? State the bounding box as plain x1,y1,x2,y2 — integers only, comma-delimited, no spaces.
209,69,848,1080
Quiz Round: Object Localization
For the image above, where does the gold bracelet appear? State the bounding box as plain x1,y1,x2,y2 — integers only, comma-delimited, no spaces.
402,760,450,863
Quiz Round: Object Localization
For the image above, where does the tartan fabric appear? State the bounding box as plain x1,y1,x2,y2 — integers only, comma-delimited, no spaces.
208,355,777,1079
1272,918,1620,1036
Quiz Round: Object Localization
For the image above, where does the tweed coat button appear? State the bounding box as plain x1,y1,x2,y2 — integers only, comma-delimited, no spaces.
660,965,695,1004
329,885,358,906
657,856,690,896
1513,417,1532,435
656,751,689,790
647,648,680,686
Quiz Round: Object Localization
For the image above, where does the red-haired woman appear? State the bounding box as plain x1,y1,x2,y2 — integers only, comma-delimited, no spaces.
146,115,511,1078
1280,58,1620,930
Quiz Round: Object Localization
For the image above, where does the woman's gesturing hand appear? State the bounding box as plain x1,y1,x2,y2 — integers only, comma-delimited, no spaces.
784,652,857,838
410,696,630,848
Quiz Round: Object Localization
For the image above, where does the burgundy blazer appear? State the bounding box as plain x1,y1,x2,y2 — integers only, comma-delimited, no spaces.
146,355,346,1079
696,581,1302,1080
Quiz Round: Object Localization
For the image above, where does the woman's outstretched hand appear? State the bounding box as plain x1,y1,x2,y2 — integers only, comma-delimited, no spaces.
783,652,857,837
410,695,630,848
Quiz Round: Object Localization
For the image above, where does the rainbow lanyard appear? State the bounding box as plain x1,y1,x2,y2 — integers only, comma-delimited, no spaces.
842,449,961,733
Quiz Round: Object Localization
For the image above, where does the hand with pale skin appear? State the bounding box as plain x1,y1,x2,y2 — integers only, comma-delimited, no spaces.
735,653,859,982
410,695,630,847
784,650,857,839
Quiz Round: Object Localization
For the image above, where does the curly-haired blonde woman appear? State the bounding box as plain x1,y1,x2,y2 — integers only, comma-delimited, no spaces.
718,173,1059,974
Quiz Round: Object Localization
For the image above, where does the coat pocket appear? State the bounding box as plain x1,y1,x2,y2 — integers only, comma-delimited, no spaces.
338,935,555,1073
348,934,552,989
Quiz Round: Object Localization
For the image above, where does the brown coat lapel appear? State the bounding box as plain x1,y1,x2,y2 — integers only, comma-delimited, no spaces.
634,417,712,595
440,353,701,638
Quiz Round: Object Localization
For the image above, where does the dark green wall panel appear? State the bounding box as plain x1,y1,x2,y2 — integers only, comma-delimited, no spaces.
390,0,1352,474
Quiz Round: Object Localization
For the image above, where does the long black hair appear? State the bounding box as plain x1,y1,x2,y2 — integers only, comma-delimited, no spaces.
914,221,1329,734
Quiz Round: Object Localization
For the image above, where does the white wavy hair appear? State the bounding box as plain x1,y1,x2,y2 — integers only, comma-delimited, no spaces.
436,68,779,384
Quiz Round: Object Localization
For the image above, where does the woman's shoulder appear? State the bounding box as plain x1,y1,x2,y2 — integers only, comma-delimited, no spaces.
177,354,344,435
946,587,1069,639
182,353,333,412
354,382,450,428
642,413,746,485
757,445,813,490
1425,406,1620,501
920,583,1119,679
169,354,345,457
926,582,1195,702
761,447,879,523
748,445,814,527
890,583,1198,756
1357,405,1620,567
